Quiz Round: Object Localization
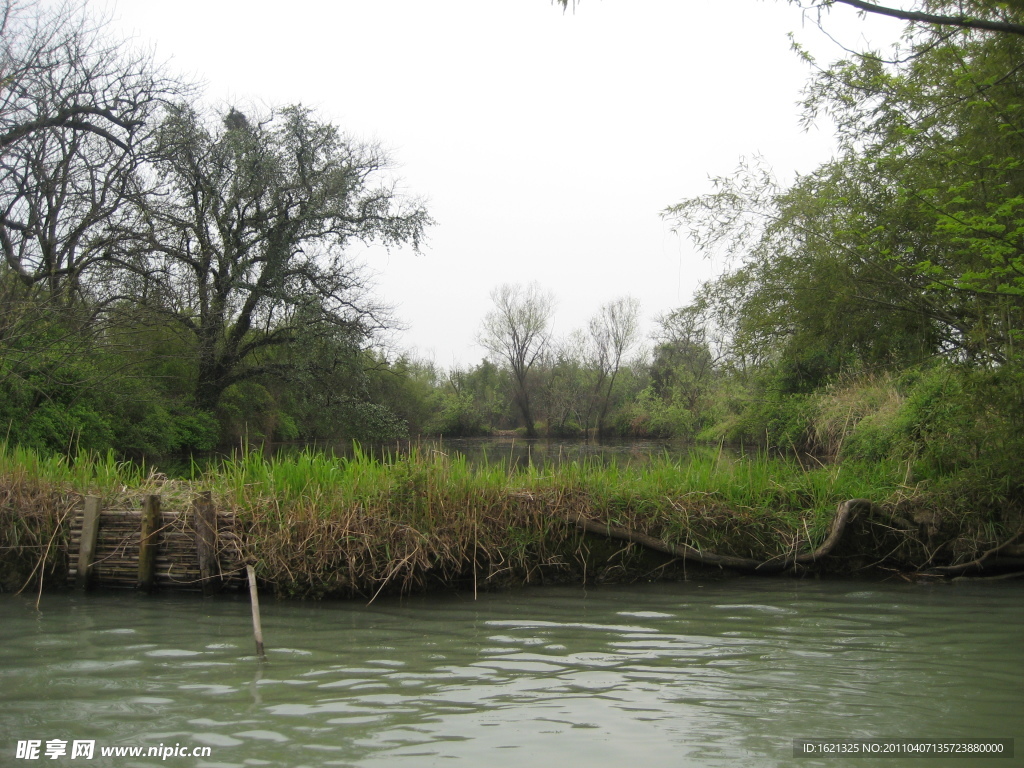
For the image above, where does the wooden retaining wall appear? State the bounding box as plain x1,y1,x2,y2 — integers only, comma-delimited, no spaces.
66,493,245,594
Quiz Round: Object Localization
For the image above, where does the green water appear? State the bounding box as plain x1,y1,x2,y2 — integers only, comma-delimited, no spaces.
1,579,1021,767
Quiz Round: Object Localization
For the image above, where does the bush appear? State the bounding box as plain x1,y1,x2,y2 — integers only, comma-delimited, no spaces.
893,366,1024,494
728,389,814,450
171,409,221,452
613,387,697,439
803,362,1024,504
343,401,409,442
546,420,586,439
811,372,904,460
427,392,489,437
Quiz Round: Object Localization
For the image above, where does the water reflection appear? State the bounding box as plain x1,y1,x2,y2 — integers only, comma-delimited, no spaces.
423,437,704,470
1,580,1021,767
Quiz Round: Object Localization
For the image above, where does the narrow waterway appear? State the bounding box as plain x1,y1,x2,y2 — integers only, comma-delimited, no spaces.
1,579,1021,767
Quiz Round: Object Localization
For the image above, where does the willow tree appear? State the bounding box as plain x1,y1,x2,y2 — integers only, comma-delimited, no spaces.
134,104,431,414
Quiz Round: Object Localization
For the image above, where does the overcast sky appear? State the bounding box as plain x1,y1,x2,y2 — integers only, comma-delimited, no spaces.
107,0,903,369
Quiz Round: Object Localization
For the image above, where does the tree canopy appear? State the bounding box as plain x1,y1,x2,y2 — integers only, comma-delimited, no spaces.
664,1,1024,369
0,0,432,452
134,104,431,411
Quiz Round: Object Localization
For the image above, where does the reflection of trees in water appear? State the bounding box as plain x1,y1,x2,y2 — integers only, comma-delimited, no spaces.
398,437,725,471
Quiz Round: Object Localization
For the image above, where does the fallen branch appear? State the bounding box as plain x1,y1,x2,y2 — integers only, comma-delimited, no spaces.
572,498,876,574
952,570,1024,583
922,527,1024,577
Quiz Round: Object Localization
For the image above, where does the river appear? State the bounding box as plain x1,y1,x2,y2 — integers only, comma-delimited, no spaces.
1,579,1021,767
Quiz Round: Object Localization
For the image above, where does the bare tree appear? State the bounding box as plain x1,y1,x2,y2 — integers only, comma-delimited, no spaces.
133,104,432,412
0,0,184,423
479,282,555,438
588,296,640,437
0,0,151,150
0,0,177,296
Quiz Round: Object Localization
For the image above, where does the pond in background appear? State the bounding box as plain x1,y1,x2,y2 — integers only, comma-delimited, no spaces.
155,437,751,478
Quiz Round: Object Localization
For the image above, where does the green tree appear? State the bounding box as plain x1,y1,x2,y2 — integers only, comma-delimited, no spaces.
666,0,1024,370
795,4,1024,363
662,3,1024,456
445,359,509,434
650,306,716,410
664,156,946,377
362,355,441,437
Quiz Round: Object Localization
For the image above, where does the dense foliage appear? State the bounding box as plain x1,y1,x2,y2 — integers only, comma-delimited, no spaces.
0,0,429,455
658,1,1024,504
3,0,1024,524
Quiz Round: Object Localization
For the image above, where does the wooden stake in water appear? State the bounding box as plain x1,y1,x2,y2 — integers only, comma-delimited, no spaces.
246,565,266,660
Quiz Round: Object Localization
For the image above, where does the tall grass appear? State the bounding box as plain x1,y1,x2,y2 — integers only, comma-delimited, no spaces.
0,440,934,598
0,441,150,496
0,441,159,594
181,444,914,596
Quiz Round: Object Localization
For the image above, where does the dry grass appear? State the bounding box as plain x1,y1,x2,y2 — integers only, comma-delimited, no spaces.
2,441,1012,598
811,371,905,458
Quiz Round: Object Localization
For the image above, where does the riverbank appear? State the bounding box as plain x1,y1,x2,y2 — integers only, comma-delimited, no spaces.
2,442,1021,599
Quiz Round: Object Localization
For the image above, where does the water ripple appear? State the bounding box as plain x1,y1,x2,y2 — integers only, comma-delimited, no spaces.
1,580,1021,767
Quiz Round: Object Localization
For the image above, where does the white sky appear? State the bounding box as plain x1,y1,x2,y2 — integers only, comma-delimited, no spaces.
107,0,904,369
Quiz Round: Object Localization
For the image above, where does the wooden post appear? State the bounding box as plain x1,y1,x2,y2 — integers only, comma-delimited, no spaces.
138,494,161,592
193,491,221,597
75,496,102,590
246,564,266,659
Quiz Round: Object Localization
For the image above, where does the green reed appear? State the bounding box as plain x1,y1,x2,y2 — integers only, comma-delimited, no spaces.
1,440,918,596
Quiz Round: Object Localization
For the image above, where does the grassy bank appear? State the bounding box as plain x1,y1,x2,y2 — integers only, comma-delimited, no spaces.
1,442,1017,598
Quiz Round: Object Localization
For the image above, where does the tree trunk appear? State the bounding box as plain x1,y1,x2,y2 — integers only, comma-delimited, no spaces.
572,498,876,573
517,389,537,438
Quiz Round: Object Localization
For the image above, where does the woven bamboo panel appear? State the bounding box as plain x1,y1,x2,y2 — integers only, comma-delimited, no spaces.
67,503,244,591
